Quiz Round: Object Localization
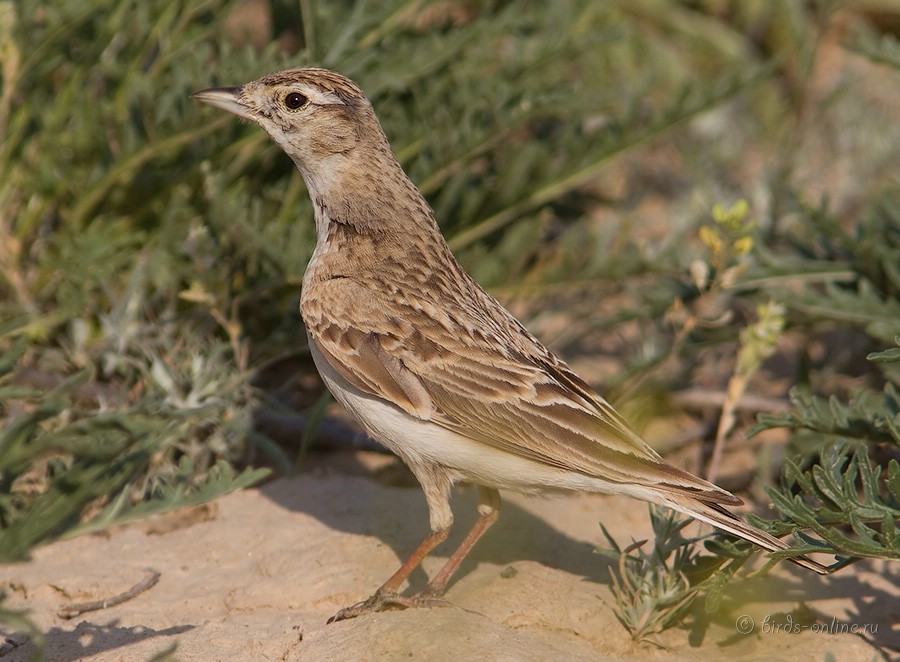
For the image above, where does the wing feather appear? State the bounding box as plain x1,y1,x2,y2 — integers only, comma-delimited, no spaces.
304,276,738,505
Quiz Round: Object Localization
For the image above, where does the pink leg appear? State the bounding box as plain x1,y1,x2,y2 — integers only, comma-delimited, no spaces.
378,527,449,593
327,486,501,623
327,527,449,623
420,486,501,597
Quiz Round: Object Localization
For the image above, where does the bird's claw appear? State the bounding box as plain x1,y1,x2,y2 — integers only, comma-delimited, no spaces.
327,588,452,623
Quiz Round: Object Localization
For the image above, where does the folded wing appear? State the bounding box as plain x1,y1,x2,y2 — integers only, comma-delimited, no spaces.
305,276,739,505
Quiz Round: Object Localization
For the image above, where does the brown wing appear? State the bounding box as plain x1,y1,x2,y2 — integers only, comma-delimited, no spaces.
303,276,738,504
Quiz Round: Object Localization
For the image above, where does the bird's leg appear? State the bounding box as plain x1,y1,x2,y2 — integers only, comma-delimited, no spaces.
417,486,501,599
377,527,450,595
327,485,501,622
327,527,449,623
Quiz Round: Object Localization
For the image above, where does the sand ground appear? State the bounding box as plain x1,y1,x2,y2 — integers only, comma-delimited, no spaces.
0,452,896,661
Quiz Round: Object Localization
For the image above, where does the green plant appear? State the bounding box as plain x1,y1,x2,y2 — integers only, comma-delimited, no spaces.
0,339,269,563
597,506,718,646
600,190,900,643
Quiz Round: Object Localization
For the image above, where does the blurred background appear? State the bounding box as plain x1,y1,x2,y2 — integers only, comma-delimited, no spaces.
2,0,899,641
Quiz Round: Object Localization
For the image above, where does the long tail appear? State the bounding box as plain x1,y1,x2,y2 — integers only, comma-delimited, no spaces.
656,492,830,574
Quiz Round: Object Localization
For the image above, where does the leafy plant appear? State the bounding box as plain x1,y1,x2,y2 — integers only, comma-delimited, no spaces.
760,441,900,561
602,258,900,641
0,339,269,564
597,506,717,645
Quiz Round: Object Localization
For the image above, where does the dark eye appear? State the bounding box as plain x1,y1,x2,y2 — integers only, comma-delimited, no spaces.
284,92,309,110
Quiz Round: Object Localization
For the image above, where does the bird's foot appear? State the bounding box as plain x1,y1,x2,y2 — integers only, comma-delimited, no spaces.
327,588,452,623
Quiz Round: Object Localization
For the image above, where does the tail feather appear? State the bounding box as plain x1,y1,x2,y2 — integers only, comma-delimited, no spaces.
657,493,830,575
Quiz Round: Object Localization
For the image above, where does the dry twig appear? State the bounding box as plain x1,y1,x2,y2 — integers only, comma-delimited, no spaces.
57,568,161,619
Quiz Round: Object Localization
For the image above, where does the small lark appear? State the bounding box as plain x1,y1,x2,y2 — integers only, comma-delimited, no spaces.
194,68,827,622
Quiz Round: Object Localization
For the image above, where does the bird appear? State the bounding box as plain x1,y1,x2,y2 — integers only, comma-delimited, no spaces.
192,67,829,622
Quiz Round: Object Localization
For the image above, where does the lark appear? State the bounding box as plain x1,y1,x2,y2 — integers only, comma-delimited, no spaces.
193,67,828,622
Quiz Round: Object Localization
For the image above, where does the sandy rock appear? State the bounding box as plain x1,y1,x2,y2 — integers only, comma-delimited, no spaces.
0,462,894,660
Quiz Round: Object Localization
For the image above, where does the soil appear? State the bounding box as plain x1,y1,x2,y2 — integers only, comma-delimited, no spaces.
1,452,896,661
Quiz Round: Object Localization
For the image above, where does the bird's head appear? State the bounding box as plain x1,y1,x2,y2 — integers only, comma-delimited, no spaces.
194,67,436,236
193,68,387,189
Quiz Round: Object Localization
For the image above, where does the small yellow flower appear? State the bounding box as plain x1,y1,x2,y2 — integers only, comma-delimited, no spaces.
732,236,754,256
699,225,722,256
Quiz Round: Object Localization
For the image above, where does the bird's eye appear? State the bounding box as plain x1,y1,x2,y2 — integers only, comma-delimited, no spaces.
284,92,309,110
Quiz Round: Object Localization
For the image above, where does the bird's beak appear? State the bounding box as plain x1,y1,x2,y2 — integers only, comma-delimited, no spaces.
191,87,254,121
